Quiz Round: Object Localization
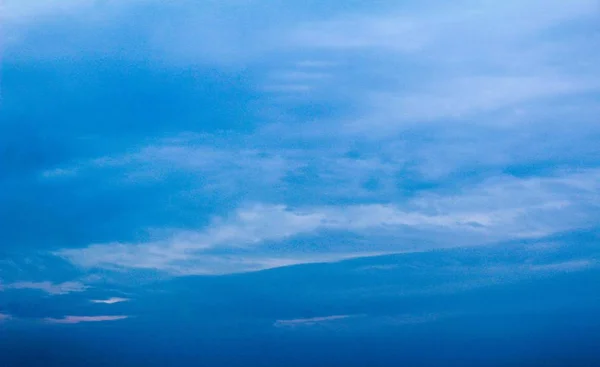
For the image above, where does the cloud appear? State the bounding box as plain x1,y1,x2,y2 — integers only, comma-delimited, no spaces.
57,243,390,276
526,260,596,273
0,0,148,23
0,0,96,21
275,0,600,138
2,0,599,285
274,313,449,329
44,315,129,324
90,297,130,304
0,313,12,322
292,0,593,47
357,264,399,271
274,315,355,327
289,14,427,52
353,75,599,130
384,313,445,326
54,167,600,275
54,201,491,274
1,281,88,295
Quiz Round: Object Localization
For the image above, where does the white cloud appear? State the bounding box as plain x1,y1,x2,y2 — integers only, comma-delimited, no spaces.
2,281,88,295
353,75,599,130
289,0,598,52
8,0,599,280
274,315,355,327
44,315,129,324
55,168,600,275
0,313,12,322
90,297,130,304
279,0,600,134
19,0,600,185
57,201,490,274
57,241,390,276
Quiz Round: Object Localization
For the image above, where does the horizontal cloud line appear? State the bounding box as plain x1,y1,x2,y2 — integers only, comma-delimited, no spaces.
274,315,355,327
0,281,88,295
90,297,131,304
44,315,129,324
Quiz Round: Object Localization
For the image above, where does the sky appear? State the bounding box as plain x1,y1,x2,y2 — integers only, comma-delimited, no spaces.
1,0,600,366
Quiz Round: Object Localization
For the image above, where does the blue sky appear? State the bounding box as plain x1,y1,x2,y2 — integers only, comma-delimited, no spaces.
1,1,600,365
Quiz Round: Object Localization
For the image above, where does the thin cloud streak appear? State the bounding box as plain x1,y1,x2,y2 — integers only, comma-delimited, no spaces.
90,297,130,304
274,315,355,327
1,281,89,295
44,316,129,324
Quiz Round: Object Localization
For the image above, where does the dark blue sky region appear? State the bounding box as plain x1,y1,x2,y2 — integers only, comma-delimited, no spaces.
1,1,600,366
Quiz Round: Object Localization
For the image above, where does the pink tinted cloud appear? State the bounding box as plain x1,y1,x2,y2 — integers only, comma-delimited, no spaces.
45,315,129,324
6,281,88,295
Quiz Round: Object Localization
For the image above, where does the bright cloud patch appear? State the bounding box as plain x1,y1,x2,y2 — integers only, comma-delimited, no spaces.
90,297,130,304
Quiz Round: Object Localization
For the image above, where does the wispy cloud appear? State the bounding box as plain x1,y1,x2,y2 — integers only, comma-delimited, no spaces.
357,264,399,272
384,313,445,326
524,260,596,274
57,242,390,276
0,313,12,322
274,315,355,327
51,202,501,274
55,167,600,275
1,281,88,295
3,0,599,284
353,75,599,131
44,315,129,324
274,313,448,329
289,0,598,52
90,297,130,305
275,0,600,138
0,0,95,21
0,0,149,23
289,14,427,52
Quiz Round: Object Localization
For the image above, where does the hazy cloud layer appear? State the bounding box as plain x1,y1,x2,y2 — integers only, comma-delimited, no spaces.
1,0,599,336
